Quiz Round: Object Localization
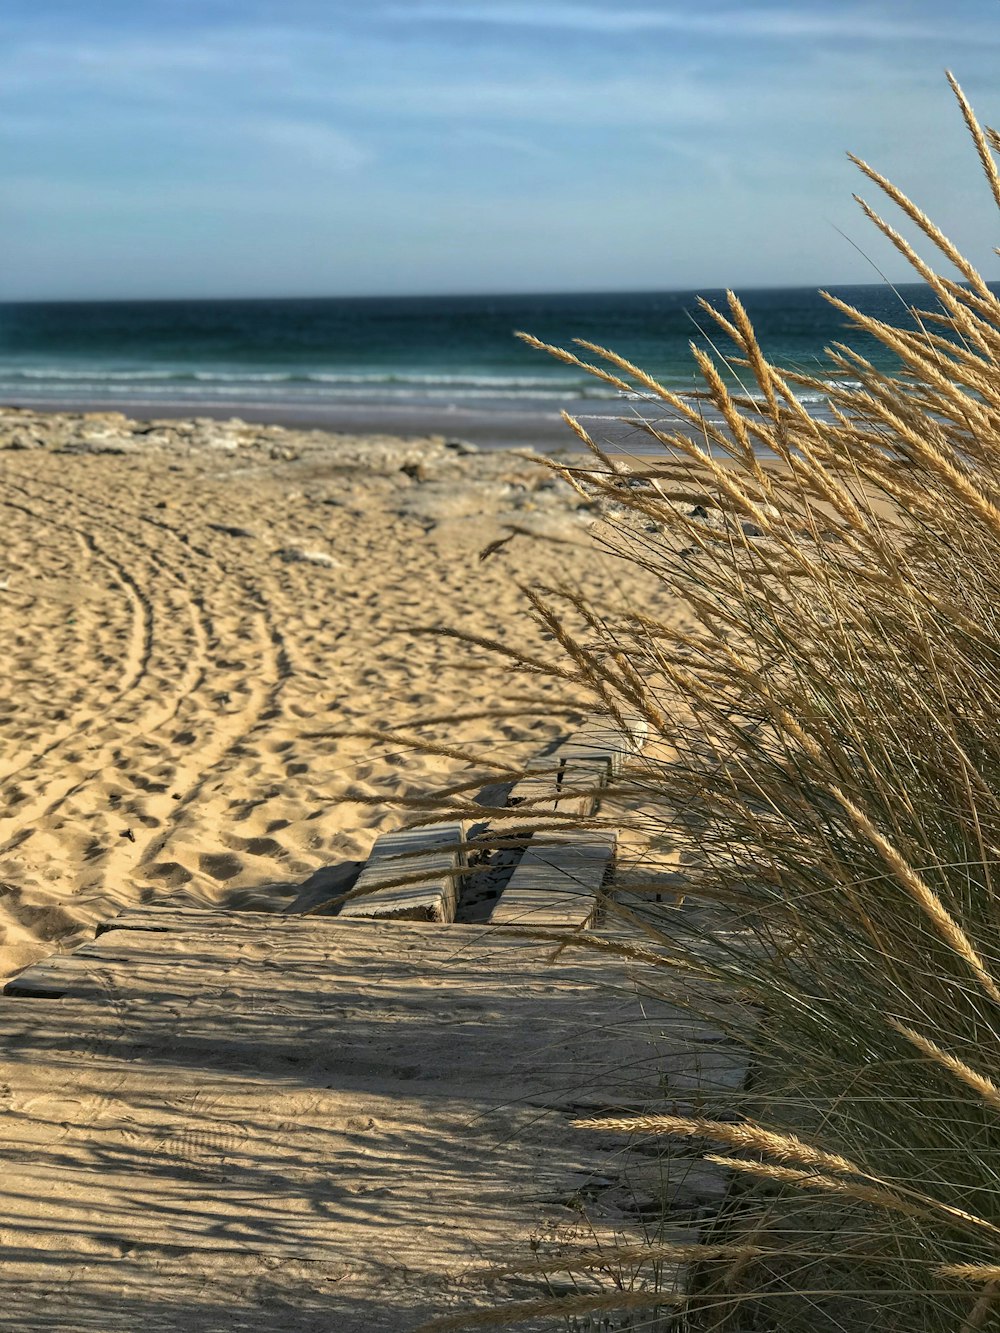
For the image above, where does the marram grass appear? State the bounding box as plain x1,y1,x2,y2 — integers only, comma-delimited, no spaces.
407,74,1000,1331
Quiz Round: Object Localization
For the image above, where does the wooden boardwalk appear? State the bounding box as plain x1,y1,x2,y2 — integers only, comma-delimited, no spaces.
0,907,746,1331
0,717,749,1330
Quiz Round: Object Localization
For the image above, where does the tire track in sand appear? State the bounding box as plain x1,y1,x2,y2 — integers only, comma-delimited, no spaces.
0,495,153,780
0,463,289,897
0,479,208,848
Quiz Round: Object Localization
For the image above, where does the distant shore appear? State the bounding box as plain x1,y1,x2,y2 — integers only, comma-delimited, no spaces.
0,394,682,453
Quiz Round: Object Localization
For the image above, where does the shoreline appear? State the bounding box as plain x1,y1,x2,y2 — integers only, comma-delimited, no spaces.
0,395,712,454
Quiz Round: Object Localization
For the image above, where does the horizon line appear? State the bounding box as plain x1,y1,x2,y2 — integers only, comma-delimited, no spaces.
0,278,971,308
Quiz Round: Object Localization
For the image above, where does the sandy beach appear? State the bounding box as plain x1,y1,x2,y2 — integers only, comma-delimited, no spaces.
0,407,679,984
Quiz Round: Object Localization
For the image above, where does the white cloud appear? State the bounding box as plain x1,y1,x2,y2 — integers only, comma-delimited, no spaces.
0,28,292,98
329,70,724,127
250,119,371,170
389,2,999,44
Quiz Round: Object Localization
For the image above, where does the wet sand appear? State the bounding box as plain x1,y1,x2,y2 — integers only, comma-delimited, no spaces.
0,393,716,453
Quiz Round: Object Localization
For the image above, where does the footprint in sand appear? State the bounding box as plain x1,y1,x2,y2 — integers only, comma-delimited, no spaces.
198,851,244,882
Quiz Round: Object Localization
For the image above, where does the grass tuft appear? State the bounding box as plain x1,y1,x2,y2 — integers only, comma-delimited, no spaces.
420,73,1000,1331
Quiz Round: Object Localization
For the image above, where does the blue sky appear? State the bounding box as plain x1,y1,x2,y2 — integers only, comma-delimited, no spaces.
2,1,999,299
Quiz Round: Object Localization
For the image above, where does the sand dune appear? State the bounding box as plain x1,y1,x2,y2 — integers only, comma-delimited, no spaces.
0,409,676,981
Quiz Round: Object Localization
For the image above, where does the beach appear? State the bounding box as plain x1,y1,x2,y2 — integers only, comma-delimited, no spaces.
0,406,678,984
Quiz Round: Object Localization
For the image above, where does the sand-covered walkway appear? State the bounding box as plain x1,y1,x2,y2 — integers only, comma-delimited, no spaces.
0,409,679,982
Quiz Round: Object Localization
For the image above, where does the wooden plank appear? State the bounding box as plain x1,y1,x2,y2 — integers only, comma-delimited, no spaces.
0,911,749,1327
505,767,561,811
506,759,603,819
555,760,607,815
552,712,648,777
0,1090,635,1263
4,959,85,999
488,831,616,928
0,922,740,1107
338,822,466,923
612,871,689,913
664,1039,750,1101
94,906,349,938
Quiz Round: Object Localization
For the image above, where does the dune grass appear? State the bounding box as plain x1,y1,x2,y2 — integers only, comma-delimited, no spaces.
408,72,1000,1331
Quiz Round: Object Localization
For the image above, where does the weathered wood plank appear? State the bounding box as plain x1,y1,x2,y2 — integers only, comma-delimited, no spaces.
4,960,85,999
96,905,343,936
665,1040,750,1101
338,821,465,922
0,921,741,1107
488,831,616,928
506,759,604,819
0,1090,633,1262
555,760,607,815
551,712,648,777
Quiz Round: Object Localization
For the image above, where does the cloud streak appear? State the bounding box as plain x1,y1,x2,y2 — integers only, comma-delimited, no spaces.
389,2,1000,44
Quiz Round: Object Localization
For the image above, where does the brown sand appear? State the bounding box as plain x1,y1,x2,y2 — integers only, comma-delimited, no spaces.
0,409,681,982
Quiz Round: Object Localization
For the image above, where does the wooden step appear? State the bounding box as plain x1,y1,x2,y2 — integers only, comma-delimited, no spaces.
488,831,616,929
338,821,466,923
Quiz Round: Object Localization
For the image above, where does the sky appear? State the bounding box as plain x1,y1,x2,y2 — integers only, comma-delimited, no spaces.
1,0,999,300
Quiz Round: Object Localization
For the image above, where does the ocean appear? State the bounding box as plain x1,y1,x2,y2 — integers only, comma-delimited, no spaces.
0,285,962,449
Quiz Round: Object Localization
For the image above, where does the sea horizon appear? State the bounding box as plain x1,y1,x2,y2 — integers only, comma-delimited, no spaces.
0,277,917,304
0,283,985,450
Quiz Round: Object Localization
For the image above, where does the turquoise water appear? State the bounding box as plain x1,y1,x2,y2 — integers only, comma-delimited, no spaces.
0,284,977,446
